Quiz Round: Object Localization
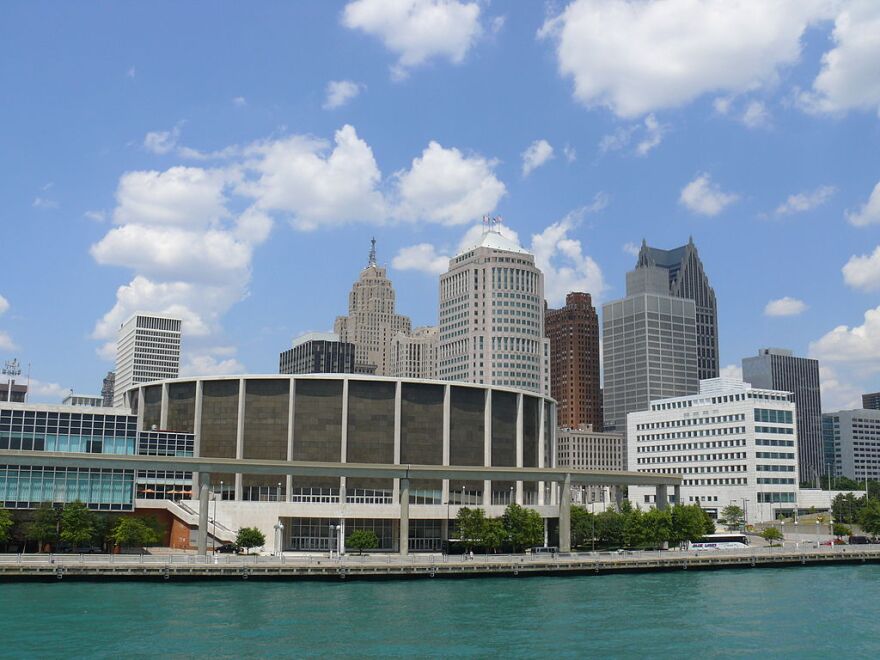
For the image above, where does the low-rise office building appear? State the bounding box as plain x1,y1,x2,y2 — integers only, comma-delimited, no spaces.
279,332,356,375
62,393,104,408
823,409,880,482
557,425,624,507
628,377,799,523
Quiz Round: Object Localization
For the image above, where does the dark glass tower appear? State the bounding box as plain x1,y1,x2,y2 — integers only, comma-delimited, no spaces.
635,237,719,380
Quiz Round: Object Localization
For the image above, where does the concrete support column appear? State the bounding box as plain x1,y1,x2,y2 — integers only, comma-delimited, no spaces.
393,381,401,504
341,379,349,503
483,389,491,507
673,484,681,506
234,378,245,501
399,477,410,556
538,399,545,506
559,473,571,553
286,378,295,497
656,484,669,511
197,472,210,555
192,380,203,496
515,393,523,505
442,384,450,509
160,382,169,429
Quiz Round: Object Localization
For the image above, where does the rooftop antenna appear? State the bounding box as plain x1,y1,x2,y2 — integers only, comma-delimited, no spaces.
368,237,377,267
2,358,21,403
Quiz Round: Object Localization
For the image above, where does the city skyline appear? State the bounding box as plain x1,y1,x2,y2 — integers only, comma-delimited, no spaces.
1,2,879,409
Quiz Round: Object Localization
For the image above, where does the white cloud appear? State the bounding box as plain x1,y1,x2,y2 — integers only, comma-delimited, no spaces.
679,173,738,216
539,0,829,118
126,66,136,79
391,243,450,275
457,222,520,253
600,114,666,156
114,166,229,228
323,80,363,109
713,96,733,115
84,210,106,222
232,96,247,107
530,207,606,306
634,114,666,156
27,378,69,402
810,305,880,363
521,139,554,176
846,181,880,227
774,185,836,216
240,125,385,231
842,246,880,292
764,297,808,317
342,0,483,79
0,294,8,316
0,331,15,352
181,353,245,377
144,126,181,155
819,366,862,411
799,0,880,116
394,141,505,225
32,196,58,210
622,242,640,257
563,144,577,163
741,100,771,129
720,364,743,381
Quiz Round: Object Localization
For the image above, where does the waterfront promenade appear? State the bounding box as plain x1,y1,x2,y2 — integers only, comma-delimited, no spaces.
3,545,879,581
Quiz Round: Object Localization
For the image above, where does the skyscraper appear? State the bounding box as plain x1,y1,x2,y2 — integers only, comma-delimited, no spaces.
279,332,356,375
389,326,439,380
545,292,602,430
334,239,412,376
114,314,181,407
101,371,115,407
602,261,699,433
862,392,880,410
634,238,719,380
438,222,549,394
742,348,823,484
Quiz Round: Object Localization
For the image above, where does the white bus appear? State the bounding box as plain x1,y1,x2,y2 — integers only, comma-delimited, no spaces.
688,533,750,550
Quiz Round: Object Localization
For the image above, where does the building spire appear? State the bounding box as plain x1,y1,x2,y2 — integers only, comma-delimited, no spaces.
368,236,377,267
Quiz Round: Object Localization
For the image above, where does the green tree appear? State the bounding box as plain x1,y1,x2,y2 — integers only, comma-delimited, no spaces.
595,510,625,548
831,492,864,524
502,503,543,551
346,529,378,555
111,517,162,548
833,523,852,538
623,508,646,548
761,527,784,546
457,507,488,551
570,506,595,549
720,505,744,529
0,508,12,546
642,509,672,549
670,505,713,545
24,503,60,552
483,518,507,553
236,527,266,554
60,501,97,548
858,499,880,536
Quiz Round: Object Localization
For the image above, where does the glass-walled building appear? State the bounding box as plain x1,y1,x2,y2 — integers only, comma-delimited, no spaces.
0,403,193,510
129,374,557,552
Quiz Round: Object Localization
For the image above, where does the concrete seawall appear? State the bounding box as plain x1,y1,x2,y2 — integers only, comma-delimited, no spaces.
2,547,879,581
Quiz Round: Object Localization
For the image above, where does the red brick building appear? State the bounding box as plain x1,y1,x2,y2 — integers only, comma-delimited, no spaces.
545,292,602,431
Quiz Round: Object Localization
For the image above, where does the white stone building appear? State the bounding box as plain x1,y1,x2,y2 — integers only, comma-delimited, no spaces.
389,326,438,379
823,408,880,482
557,425,625,508
438,223,550,395
628,377,799,523
334,239,412,376
114,313,181,407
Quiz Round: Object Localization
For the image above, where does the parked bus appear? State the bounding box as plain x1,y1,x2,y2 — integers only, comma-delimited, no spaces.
688,533,750,550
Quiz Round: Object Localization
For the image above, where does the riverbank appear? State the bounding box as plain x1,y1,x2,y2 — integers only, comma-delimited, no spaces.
2,545,880,581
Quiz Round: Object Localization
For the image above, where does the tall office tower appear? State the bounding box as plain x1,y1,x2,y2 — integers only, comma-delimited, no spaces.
823,409,880,482
334,239,412,376
438,221,549,395
279,332,356,375
602,262,699,433
113,314,181,407
101,371,115,407
742,348,823,485
862,392,880,410
546,292,602,430
634,238,719,380
389,326,439,379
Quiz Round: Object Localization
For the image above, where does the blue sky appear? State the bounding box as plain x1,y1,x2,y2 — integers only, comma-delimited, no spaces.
1,0,879,409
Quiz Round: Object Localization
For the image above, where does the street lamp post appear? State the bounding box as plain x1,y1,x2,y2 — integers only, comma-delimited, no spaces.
510,485,515,506
212,488,217,553
277,482,282,503
816,519,820,547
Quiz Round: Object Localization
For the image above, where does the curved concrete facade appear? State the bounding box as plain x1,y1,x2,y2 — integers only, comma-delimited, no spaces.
129,375,558,552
